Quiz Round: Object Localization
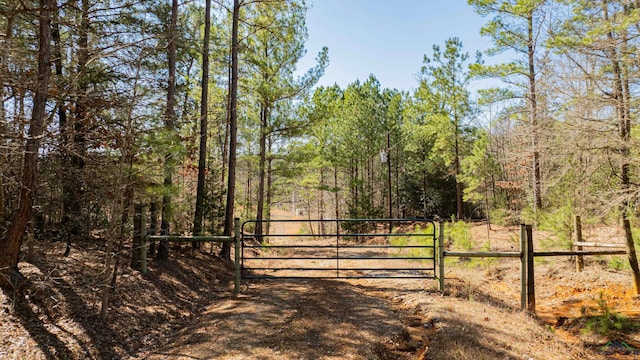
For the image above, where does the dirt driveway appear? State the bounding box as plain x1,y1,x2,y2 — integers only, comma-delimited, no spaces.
141,279,418,360
137,274,602,360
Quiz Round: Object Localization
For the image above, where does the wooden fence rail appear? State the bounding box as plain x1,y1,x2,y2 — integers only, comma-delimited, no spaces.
573,215,626,272
437,222,629,314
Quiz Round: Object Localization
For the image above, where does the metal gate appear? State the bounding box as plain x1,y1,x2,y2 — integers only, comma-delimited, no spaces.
241,218,436,279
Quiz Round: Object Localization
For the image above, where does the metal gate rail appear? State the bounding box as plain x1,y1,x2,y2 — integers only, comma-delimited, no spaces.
241,218,436,280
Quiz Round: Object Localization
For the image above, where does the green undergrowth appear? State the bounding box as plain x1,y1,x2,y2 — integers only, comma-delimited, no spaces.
582,292,637,335
446,219,475,251
442,220,498,268
489,207,521,226
607,256,630,271
536,206,574,250
389,223,435,260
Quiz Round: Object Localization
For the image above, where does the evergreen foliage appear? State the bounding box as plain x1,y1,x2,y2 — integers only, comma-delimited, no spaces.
3,0,640,296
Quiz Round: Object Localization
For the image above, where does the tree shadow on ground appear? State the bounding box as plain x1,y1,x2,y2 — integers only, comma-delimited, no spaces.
5,241,234,360
144,279,412,360
423,315,526,360
11,290,77,360
445,277,519,311
16,259,132,359
142,253,233,313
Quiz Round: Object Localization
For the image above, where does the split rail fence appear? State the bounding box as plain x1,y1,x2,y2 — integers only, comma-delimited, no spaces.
573,215,626,272
438,219,627,313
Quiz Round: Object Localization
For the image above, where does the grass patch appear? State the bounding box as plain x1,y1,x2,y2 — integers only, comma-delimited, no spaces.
608,256,630,271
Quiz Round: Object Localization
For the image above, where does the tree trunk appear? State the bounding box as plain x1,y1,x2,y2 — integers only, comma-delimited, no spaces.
0,14,12,127
319,167,324,235
265,137,273,236
623,219,640,294
221,0,240,260
148,202,158,256
221,52,231,187
193,0,211,247
422,147,429,218
528,11,542,215
158,0,179,262
244,155,252,217
130,204,143,271
0,0,52,289
0,12,9,225
454,119,463,220
63,0,90,256
387,132,392,215
101,181,131,320
484,166,492,231
255,105,268,237
334,166,339,220
603,2,640,294
354,162,359,210
52,6,71,256
100,44,144,319
349,160,355,207
0,174,4,232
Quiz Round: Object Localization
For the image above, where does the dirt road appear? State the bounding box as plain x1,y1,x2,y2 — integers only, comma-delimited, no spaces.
138,274,601,360
141,279,416,359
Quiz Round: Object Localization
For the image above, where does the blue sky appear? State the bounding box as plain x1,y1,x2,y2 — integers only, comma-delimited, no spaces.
296,0,496,92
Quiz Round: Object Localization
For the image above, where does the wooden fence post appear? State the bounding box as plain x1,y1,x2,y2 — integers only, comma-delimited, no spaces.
525,224,535,313
575,215,584,273
438,222,445,292
234,218,241,294
520,224,536,312
520,224,526,310
140,206,147,273
148,203,158,256
132,205,142,271
132,205,147,273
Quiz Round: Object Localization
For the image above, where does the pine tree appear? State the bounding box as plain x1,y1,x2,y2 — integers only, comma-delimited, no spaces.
0,0,53,289
469,0,547,216
417,37,478,220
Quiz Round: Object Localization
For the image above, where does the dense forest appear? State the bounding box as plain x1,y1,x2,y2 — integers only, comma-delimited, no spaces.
2,0,640,293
